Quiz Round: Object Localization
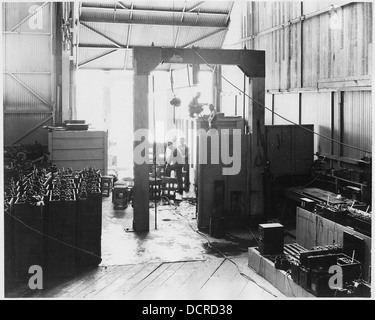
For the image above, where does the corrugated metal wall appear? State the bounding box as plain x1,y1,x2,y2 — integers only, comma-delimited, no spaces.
301,92,331,154
240,1,372,160
342,90,372,159
3,2,54,145
244,2,372,90
273,93,299,125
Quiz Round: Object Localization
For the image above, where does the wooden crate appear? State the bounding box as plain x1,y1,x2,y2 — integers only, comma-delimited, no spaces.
75,194,102,269
4,198,16,291
47,193,76,279
113,186,128,209
149,178,162,201
101,176,113,197
48,130,108,175
13,199,45,282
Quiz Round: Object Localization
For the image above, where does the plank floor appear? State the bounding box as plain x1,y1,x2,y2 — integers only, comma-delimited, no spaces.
6,197,285,299
6,257,283,299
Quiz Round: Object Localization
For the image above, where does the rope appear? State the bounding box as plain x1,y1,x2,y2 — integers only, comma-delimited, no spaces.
5,210,102,259
192,50,372,155
159,196,279,298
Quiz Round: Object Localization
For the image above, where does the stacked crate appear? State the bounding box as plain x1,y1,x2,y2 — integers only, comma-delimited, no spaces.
4,180,17,290
113,185,128,209
75,169,102,269
149,178,162,201
47,176,77,278
101,175,113,197
161,177,179,200
12,171,50,282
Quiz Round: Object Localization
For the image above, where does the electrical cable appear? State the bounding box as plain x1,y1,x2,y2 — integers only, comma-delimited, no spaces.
5,210,102,259
159,196,278,298
192,50,372,155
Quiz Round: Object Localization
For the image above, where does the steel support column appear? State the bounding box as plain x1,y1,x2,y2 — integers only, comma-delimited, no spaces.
132,74,150,232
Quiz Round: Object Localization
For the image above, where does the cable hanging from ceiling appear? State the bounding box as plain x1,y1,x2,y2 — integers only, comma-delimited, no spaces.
192,50,372,155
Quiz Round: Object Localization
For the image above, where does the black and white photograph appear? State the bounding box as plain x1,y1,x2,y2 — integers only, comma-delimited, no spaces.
1,0,373,303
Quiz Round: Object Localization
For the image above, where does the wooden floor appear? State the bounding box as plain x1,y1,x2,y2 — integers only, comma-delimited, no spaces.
7,256,283,299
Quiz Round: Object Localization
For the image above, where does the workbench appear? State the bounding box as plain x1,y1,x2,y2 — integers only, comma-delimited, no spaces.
296,207,371,282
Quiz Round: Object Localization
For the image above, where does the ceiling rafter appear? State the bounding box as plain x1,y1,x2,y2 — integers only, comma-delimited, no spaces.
188,2,205,12
10,2,49,31
182,28,227,48
78,49,119,68
81,5,228,18
81,21,124,48
124,24,132,70
173,1,187,48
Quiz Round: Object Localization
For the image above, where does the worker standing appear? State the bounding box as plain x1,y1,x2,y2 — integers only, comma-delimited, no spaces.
165,141,184,194
178,137,190,191
208,104,218,130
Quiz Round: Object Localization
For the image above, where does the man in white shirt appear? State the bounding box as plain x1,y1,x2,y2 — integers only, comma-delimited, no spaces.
178,137,190,191
165,141,184,194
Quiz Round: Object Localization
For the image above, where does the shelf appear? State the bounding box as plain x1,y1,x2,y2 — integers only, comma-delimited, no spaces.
318,172,368,188
315,153,371,166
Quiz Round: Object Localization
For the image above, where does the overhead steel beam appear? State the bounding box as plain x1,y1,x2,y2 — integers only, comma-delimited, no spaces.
133,46,265,78
10,2,49,31
81,4,227,16
80,7,227,28
78,49,119,68
79,44,127,50
81,22,123,47
181,28,227,48
7,73,51,108
80,16,226,28
10,114,53,145
3,110,52,114
188,2,205,12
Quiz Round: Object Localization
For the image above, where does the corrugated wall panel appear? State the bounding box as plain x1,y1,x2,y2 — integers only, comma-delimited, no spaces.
301,92,331,154
188,29,227,48
4,113,53,145
342,91,372,159
248,2,372,90
4,34,51,71
80,49,126,69
130,24,176,47
78,47,116,66
303,1,330,15
3,2,50,32
273,93,299,125
264,92,273,125
4,73,51,110
81,22,129,46
3,2,53,146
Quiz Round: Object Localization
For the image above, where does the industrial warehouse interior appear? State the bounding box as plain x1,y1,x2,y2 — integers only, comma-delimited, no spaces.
1,1,373,301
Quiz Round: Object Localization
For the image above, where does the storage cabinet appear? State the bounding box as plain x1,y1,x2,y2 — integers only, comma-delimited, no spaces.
196,116,248,229
265,125,314,176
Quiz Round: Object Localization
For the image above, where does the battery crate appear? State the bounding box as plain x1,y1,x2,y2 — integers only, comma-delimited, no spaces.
149,178,162,201
161,177,179,200
4,197,16,291
13,198,45,282
113,185,128,209
47,192,76,279
101,176,113,197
